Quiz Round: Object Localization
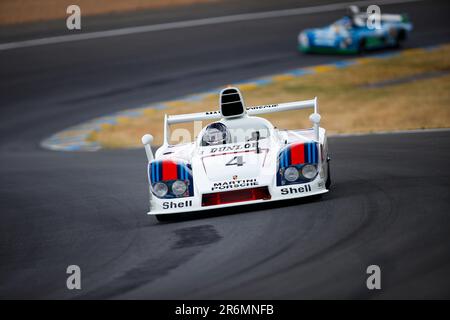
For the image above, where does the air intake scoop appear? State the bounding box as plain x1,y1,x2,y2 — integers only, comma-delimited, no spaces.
219,87,246,118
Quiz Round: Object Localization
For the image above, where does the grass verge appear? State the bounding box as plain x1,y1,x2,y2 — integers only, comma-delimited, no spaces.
88,45,450,149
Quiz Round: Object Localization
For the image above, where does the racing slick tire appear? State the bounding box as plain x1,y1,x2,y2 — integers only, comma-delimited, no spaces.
357,38,366,54
325,159,331,189
395,29,407,48
155,214,173,222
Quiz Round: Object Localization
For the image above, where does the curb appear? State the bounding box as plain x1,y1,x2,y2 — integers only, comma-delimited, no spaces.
41,44,444,151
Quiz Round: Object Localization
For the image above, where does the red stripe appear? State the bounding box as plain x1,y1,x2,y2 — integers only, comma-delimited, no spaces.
290,143,305,165
162,161,178,181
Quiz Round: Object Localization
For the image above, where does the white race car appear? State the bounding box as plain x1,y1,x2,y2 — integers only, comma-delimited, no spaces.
141,87,330,221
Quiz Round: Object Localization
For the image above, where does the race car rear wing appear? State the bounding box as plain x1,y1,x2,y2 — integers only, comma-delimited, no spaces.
163,97,321,144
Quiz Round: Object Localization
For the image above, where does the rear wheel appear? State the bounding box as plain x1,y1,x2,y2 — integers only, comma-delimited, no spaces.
357,38,366,54
395,30,406,48
325,159,331,189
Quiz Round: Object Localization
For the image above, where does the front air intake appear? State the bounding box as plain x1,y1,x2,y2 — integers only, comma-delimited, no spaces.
201,187,271,207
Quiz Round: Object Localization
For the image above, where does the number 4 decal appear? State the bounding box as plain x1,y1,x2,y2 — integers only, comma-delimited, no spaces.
226,155,245,166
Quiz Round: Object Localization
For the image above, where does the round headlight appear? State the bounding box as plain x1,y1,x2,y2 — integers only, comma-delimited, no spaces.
172,180,187,196
302,164,317,179
153,182,168,198
284,166,299,182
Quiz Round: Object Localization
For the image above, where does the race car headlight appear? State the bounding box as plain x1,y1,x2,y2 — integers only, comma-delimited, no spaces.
284,166,300,182
172,180,187,196
301,164,317,179
153,182,168,198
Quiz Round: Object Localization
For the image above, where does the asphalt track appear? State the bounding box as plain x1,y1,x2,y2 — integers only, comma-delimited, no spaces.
0,0,450,299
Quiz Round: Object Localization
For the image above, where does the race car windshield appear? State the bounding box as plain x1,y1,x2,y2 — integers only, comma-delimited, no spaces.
334,15,366,28
333,18,352,29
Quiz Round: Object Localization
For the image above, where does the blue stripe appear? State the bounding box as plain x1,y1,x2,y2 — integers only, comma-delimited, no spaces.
306,143,308,163
308,143,311,163
147,163,153,183
155,161,160,182
314,143,317,163
185,165,188,180
152,162,156,182
285,149,289,166
307,143,311,163
315,143,318,163
306,144,308,163
313,143,316,163
151,163,154,183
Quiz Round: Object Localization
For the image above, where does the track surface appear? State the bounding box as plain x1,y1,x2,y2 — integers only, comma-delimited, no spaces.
1,0,450,299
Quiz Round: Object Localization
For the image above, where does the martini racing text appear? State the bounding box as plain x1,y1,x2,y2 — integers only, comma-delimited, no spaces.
212,178,258,191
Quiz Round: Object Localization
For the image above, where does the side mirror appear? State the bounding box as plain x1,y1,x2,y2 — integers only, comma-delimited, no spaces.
141,134,154,162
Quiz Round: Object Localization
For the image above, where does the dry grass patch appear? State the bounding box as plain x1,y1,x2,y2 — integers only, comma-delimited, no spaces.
0,0,219,25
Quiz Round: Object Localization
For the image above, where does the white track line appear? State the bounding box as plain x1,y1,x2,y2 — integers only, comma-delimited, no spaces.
0,0,422,51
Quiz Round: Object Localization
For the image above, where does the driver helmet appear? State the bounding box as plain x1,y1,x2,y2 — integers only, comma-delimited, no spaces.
341,16,353,29
202,122,230,146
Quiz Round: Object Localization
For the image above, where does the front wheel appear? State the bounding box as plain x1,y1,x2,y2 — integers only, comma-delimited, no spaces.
395,30,406,48
155,214,172,222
